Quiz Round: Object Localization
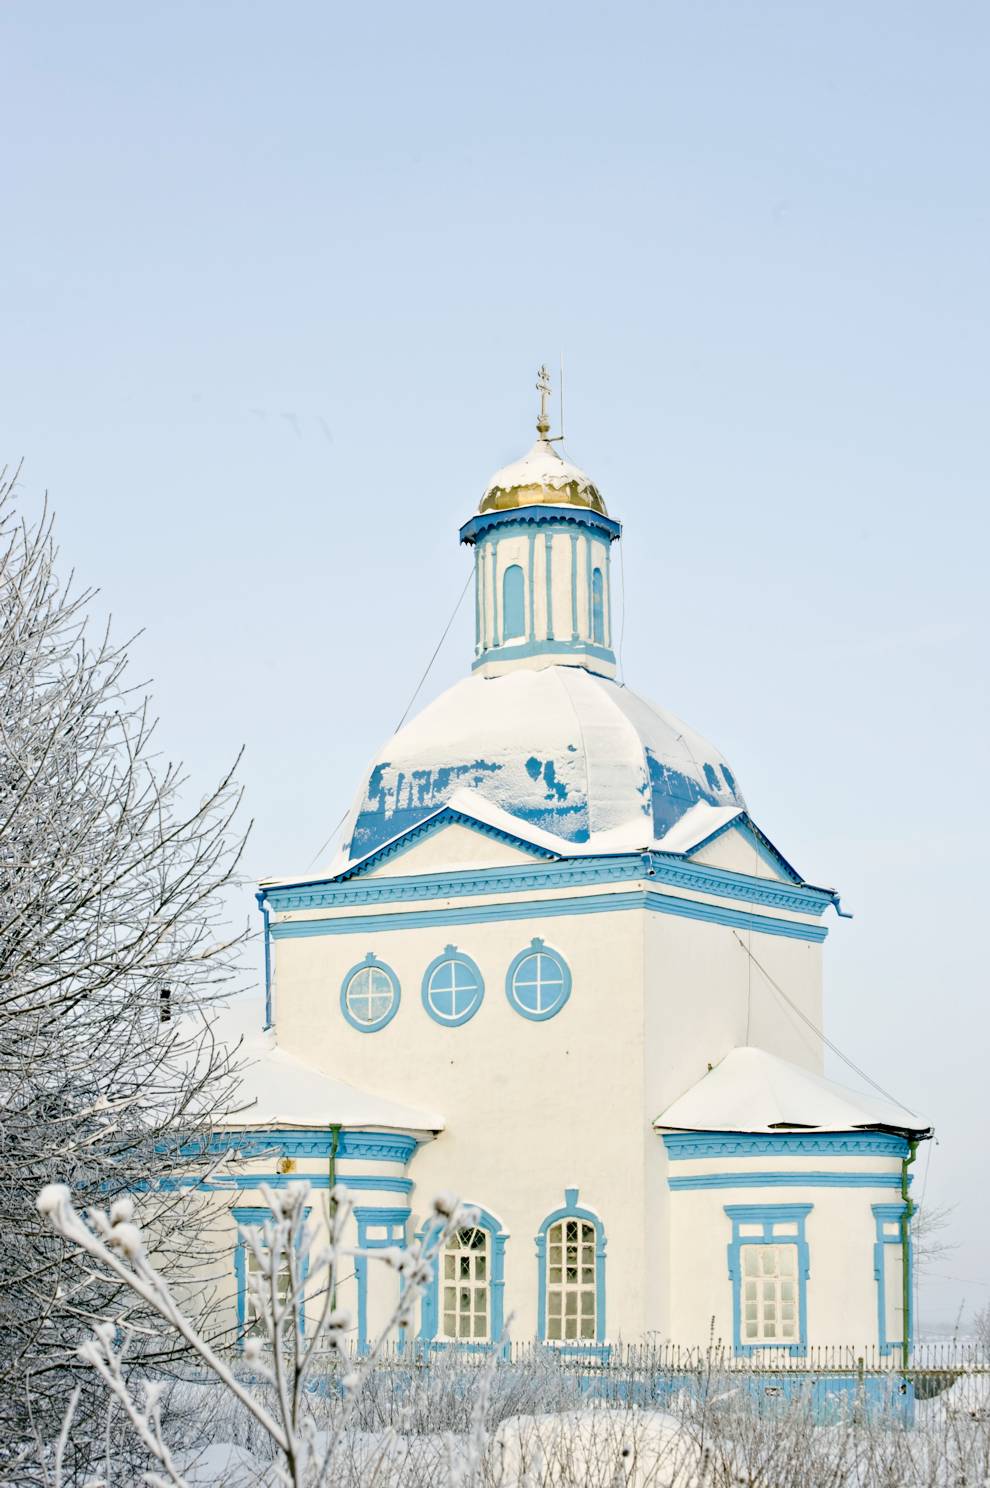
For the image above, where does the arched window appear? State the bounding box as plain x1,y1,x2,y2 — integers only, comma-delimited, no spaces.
421,946,484,1026
418,1205,508,1347
441,1225,490,1340
536,1188,606,1347
591,567,605,645
340,954,400,1032
502,563,525,641
505,938,572,1021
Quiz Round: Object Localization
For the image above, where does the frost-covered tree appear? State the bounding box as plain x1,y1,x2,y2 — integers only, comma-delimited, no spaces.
0,469,246,1467
37,1183,478,1488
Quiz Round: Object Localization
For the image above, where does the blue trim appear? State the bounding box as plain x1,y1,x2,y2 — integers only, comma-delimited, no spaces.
527,532,536,642
663,1132,909,1159
202,1129,421,1162
420,945,485,1027
418,1205,508,1348
167,1172,413,1193
584,535,592,636
491,540,499,647
505,937,572,1021
340,953,401,1033
272,888,829,944
670,1171,905,1191
233,1204,310,1340
725,1204,811,1356
256,892,273,1030
471,636,615,671
544,531,553,640
873,1202,910,1356
536,1188,607,1347
459,506,621,547
355,1206,409,1352
570,533,578,638
266,843,834,919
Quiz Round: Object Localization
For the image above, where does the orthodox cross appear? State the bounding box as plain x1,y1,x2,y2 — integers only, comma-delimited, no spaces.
536,364,552,438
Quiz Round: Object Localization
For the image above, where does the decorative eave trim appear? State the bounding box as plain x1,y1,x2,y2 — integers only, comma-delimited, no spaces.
264,851,835,919
193,1129,424,1163
269,886,829,943
670,1170,907,1191
663,1132,910,1159
459,505,621,546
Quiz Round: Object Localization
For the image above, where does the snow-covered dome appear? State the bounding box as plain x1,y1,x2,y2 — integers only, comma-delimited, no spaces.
341,667,744,864
480,438,607,515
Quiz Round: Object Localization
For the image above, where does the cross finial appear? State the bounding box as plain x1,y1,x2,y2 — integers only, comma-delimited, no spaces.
536,364,552,439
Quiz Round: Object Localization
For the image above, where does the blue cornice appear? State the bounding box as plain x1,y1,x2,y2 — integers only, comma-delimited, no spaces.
663,1132,909,1159
204,1129,422,1163
471,637,616,671
264,851,834,920
167,1172,413,1192
670,1171,905,1191
269,885,828,943
459,506,621,546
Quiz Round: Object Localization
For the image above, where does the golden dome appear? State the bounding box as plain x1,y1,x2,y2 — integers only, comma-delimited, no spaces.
479,438,607,516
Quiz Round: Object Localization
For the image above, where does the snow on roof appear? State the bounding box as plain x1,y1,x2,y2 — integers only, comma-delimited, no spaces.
193,1001,444,1133
654,1046,930,1137
644,801,744,856
331,667,746,866
481,438,606,514
223,1032,444,1132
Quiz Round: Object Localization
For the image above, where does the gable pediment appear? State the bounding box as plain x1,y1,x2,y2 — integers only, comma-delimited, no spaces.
687,820,796,883
355,813,555,879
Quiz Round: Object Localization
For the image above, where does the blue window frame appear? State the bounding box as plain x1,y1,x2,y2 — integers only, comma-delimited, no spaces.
591,567,605,645
233,1204,309,1343
502,563,525,640
340,953,400,1032
872,1202,910,1356
421,946,484,1026
417,1204,508,1350
354,1205,409,1353
725,1204,811,1355
505,938,571,1021
536,1188,607,1351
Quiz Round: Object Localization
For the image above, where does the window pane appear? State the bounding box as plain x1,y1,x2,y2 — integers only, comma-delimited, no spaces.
441,1226,490,1343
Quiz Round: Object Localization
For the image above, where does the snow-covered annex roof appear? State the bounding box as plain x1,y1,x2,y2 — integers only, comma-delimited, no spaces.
654,1046,931,1138
263,790,832,903
199,1006,443,1133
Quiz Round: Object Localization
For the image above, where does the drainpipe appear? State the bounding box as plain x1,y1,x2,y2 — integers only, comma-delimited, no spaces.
328,1123,340,1197
256,891,273,1031
900,1137,918,1369
329,1124,341,1309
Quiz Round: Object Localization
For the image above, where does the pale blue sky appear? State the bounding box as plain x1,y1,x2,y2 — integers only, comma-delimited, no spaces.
2,2,987,1331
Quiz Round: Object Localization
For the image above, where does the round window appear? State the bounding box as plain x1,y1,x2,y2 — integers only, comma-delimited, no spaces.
421,946,484,1026
341,956,400,1032
506,939,571,1021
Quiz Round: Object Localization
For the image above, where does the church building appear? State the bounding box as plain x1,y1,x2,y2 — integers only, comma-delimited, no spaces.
222,373,931,1358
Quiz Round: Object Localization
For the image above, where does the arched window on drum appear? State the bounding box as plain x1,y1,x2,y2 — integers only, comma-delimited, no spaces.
502,563,525,641
591,567,605,645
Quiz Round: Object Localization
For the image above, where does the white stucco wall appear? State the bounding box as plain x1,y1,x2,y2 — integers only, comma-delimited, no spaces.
667,1173,901,1349
265,825,827,1345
